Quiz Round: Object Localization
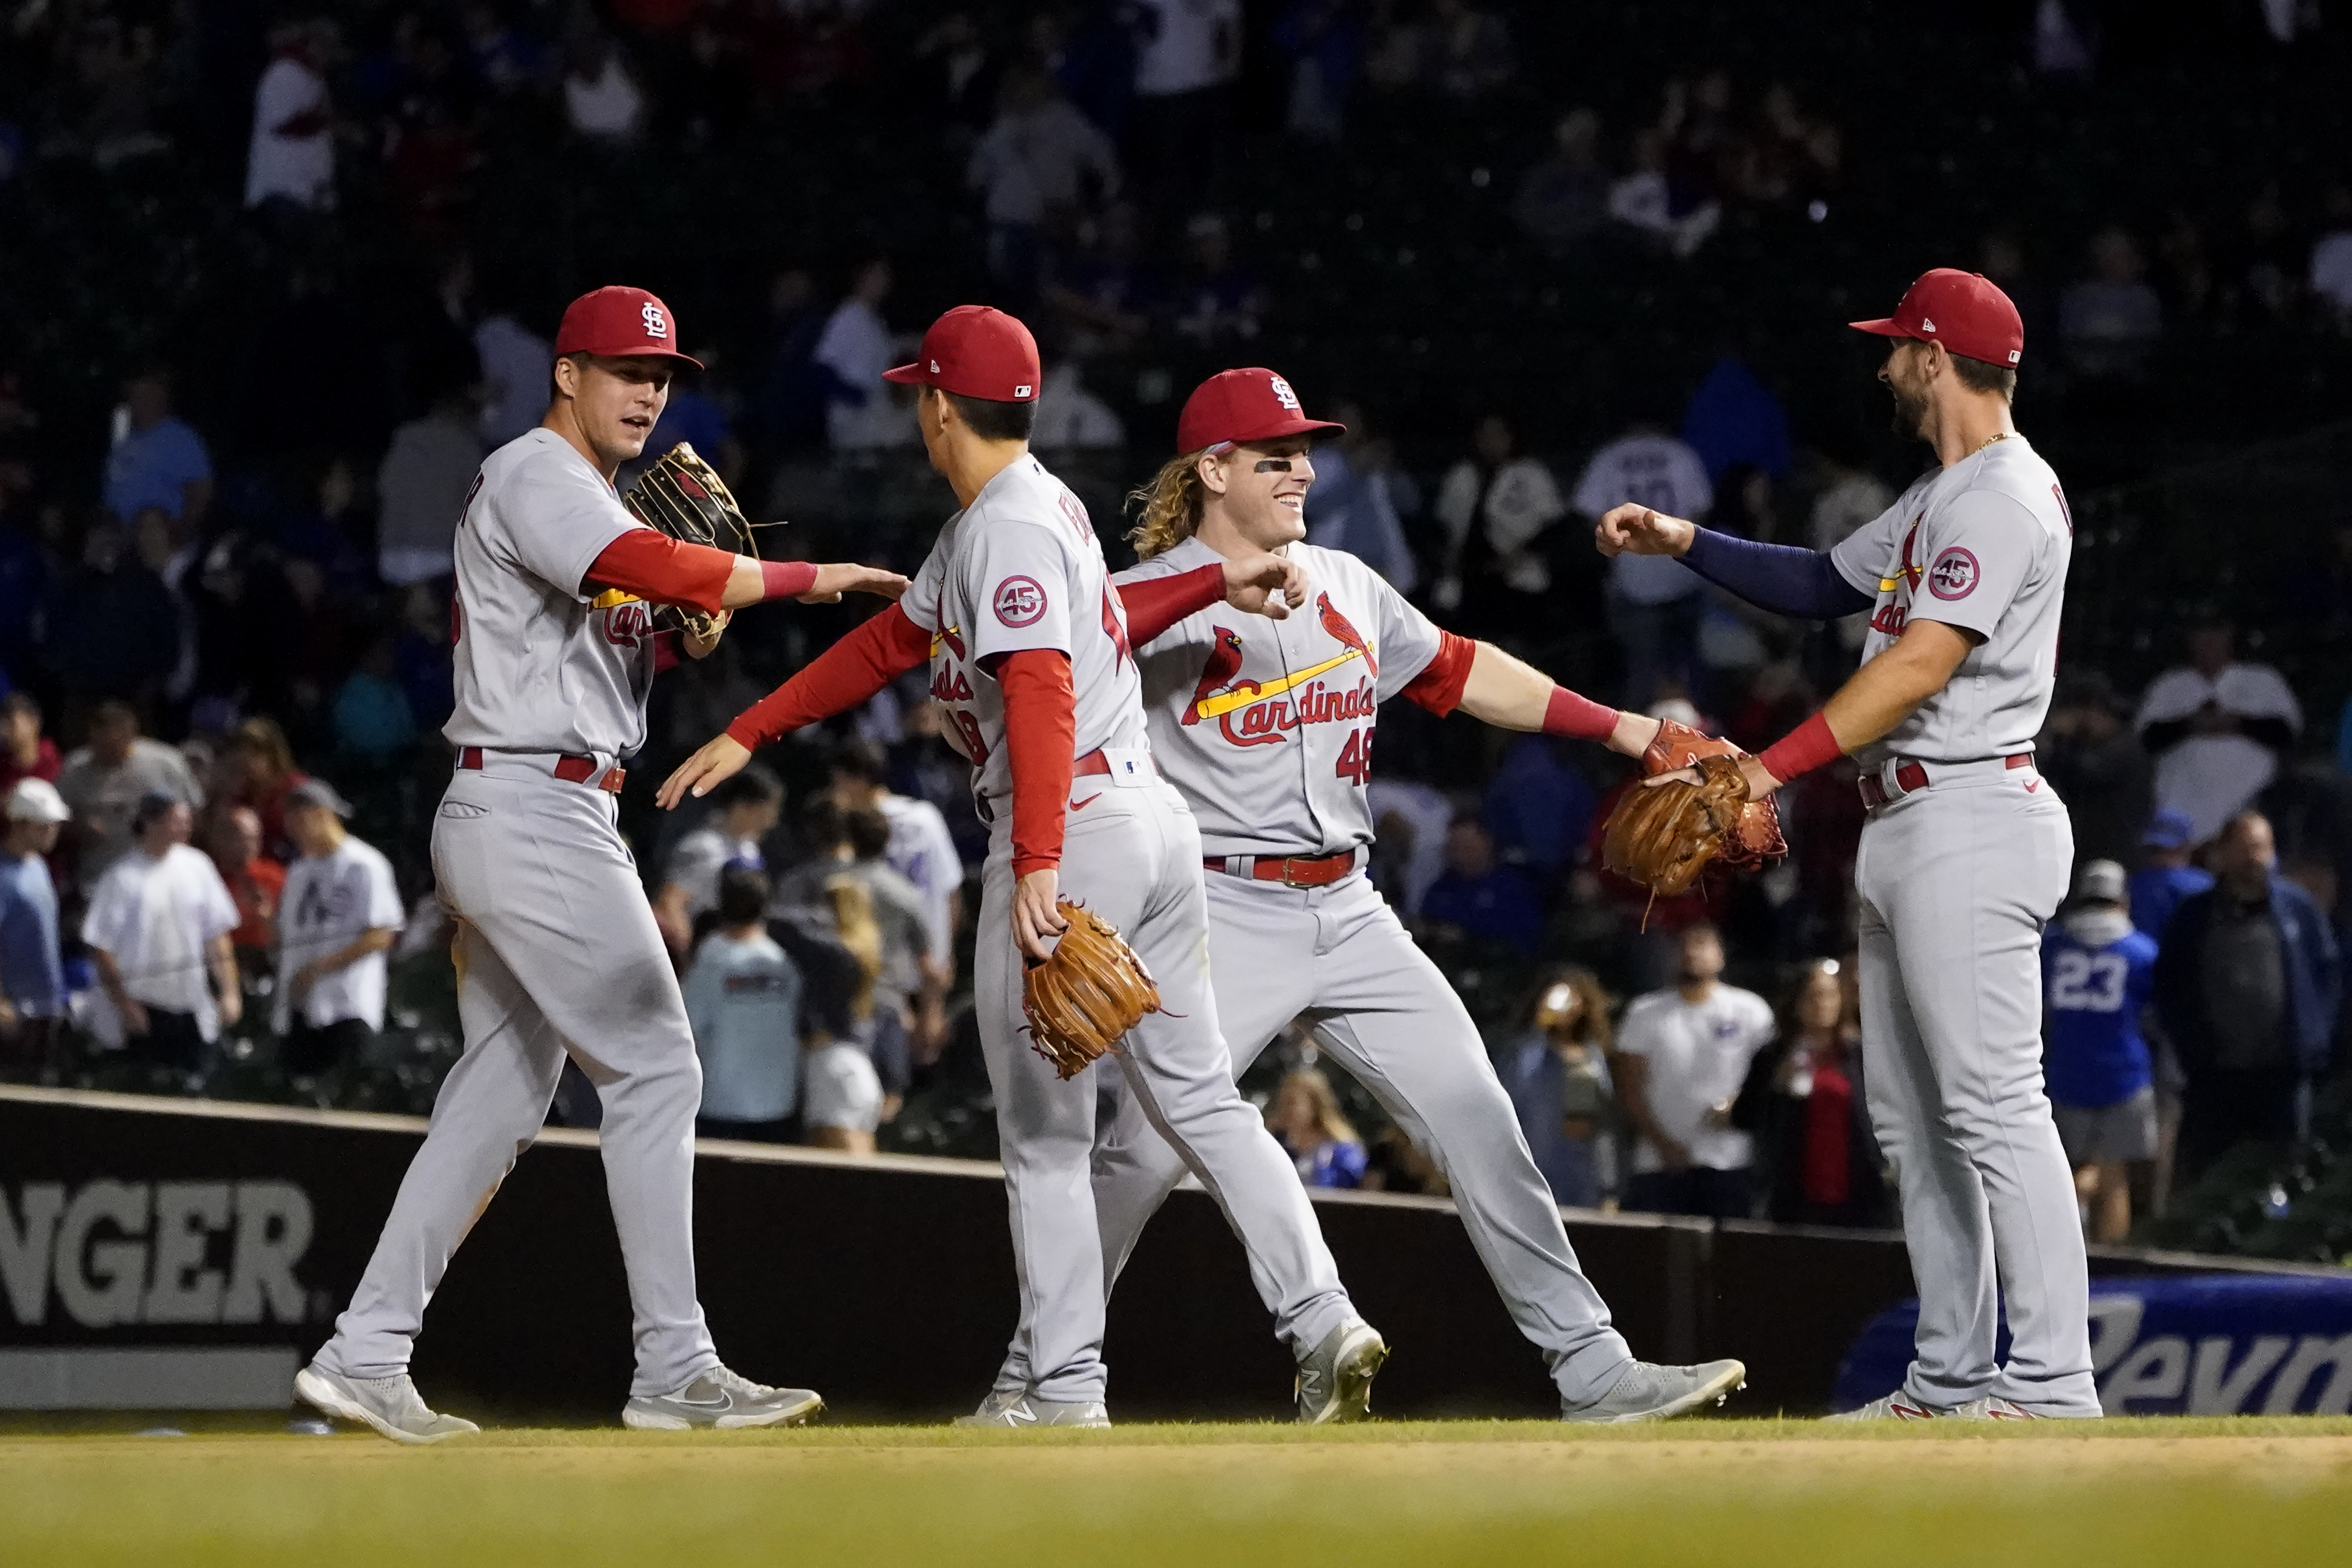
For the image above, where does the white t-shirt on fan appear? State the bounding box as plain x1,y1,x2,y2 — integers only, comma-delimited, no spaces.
274,836,406,1032
1616,982,1776,1175
82,845,241,1040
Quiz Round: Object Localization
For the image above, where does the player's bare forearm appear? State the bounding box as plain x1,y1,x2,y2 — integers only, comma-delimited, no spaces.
1815,619,1978,760
717,558,910,611
1457,643,1657,757
1012,868,1068,963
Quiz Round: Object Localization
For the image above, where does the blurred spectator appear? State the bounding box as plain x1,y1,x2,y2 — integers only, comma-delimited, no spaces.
1029,363,1127,452
1367,777,1452,917
814,258,911,451
1613,923,1774,1219
1482,737,1595,878
1428,0,1513,99
331,634,420,762
0,779,69,1075
2041,860,2159,1244
205,805,283,964
2130,806,2214,940
1979,230,2057,359
640,347,744,487
102,370,212,528
377,386,484,587
1303,401,1417,593
781,798,935,1073
967,62,1120,298
1128,0,1241,220
1680,357,1791,487
1168,213,1267,347
687,866,805,1143
1574,426,1712,707
218,717,309,859
826,737,961,985
1499,966,1616,1208
564,33,646,144
1608,128,1719,258
2232,183,2300,323
1432,414,1563,634
2155,812,2341,1180
1267,1065,1368,1189
654,763,784,958
2311,184,2352,328
1042,204,1159,356
2032,0,2096,76
913,10,999,137
2036,675,2151,871
474,306,554,449
752,268,832,455
1421,817,1544,955
1733,957,1886,1228
273,781,403,1083
1272,0,1363,143
1513,109,1608,255
0,693,60,794
82,793,242,1073
245,21,336,214
2135,618,2301,845
2059,228,2163,378
803,876,891,1152
56,700,203,893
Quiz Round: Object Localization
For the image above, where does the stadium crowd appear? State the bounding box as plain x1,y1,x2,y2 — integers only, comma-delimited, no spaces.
1,1,2350,1255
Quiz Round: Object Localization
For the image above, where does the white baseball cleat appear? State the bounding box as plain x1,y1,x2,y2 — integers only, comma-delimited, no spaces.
1295,1318,1389,1424
951,1392,1110,1428
294,1363,479,1446
622,1366,823,1430
1828,1392,1949,1421
1950,1396,2039,1420
1560,1359,1746,1423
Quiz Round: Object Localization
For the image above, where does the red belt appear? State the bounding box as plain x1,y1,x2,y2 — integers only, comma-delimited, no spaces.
457,746,626,793
1859,753,2032,809
1074,748,1155,779
1205,849,1357,888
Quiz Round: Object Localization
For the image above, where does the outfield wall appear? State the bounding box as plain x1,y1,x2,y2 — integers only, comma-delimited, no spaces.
0,1087,2334,1420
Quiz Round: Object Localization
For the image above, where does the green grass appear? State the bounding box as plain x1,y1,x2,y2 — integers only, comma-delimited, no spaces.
5,1419,2351,1568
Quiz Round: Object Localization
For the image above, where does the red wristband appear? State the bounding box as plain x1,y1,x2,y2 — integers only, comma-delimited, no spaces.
1757,711,1842,784
761,560,820,601
1541,685,1619,742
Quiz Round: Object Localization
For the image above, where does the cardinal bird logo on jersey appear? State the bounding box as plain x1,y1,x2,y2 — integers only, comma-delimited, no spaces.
1183,627,1249,726
1315,593,1377,678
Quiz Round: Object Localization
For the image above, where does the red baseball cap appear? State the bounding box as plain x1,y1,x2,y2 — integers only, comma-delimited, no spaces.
1176,368,1345,455
554,286,703,368
882,305,1041,401
1849,269,2023,368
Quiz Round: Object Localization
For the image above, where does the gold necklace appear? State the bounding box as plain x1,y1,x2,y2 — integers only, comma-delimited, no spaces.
1977,431,2013,453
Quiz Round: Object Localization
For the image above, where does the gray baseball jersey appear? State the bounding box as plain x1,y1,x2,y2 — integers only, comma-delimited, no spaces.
900,455,1147,807
1830,435,2072,767
1088,535,1644,1411
447,428,663,760
1115,538,1444,858
1828,432,2096,1417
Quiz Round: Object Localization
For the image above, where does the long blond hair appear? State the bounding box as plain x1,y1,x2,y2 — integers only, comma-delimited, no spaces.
1126,448,1214,559
822,874,882,1023
1275,1068,1360,1147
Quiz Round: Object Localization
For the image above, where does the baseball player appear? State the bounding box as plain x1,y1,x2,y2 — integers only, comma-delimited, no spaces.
1598,268,2095,1419
2041,859,2160,1244
1086,368,1746,1421
662,307,1391,1427
296,285,906,1443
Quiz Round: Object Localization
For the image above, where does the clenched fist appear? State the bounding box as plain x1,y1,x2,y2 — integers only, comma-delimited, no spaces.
1594,505,1697,560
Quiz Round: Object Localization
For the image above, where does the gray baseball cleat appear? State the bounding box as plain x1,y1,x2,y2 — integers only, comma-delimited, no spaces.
951,1392,1110,1428
294,1363,479,1446
1295,1318,1389,1424
1827,1391,1947,1421
1560,1358,1746,1423
622,1366,823,1430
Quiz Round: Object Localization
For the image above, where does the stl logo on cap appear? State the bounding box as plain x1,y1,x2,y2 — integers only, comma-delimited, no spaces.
1269,375,1300,412
641,302,670,339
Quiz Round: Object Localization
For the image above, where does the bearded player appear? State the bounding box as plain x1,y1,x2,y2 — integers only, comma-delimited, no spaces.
1085,368,1745,1421
295,286,905,1443
662,308,1393,1426
1600,270,2095,1419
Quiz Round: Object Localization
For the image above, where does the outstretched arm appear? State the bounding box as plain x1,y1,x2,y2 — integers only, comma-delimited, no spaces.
1593,505,1871,620
657,604,932,807
1113,551,1310,648
1400,634,1662,758
1698,618,1978,800
586,531,909,616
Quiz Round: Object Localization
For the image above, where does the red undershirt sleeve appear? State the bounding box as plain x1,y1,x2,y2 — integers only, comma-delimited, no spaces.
1118,562,1225,648
1542,685,1619,741
725,604,932,749
993,648,1077,879
585,532,822,617
1400,631,1477,715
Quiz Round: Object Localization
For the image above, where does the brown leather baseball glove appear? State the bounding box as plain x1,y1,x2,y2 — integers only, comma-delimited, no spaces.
1603,753,1758,899
1022,900,1162,1079
621,441,758,639
1640,718,1788,868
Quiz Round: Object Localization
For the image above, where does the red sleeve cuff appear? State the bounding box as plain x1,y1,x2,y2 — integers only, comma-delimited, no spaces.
761,560,819,601
1541,684,1619,741
1118,562,1225,649
1401,631,1477,716
1757,711,1842,784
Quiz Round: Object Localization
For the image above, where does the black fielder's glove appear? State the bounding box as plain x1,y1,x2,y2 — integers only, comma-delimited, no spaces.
621,442,759,638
